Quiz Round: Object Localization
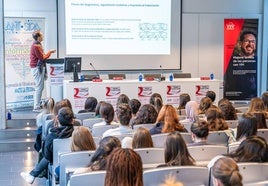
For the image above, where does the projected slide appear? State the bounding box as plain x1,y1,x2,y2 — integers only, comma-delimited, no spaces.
65,0,171,55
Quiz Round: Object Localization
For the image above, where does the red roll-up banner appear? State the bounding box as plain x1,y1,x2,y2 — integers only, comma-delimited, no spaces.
224,19,258,100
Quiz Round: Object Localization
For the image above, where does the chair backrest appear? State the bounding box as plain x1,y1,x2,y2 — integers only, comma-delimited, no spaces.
69,171,106,186
257,129,268,142
75,112,95,122
134,148,165,169
92,125,119,137
113,133,134,141
108,73,126,80
179,115,187,121
180,132,193,144
188,145,228,166
235,107,249,113
93,136,101,147
143,166,209,186
83,118,104,129
228,143,240,154
226,120,239,129
53,138,72,170
151,133,168,148
237,163,268,185
173,73,191,78
207,131,229,145
59,150,95,186
152,133,192,148
180,121,192,132
133,124,155,131
42,119,53,140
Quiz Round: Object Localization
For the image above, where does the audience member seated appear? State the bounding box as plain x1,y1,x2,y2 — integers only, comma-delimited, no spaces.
177,93,191,114
150,105,187,135
34,97,55,152
205,107,228,131
211,157,243,186
36,97,55,128
129,99,141,118
227,135,268,163
116,94,130,108
206,90,217,108
114,94,130,122
180,101,199,124
78,96,98,113
158,131,195,167
247,97,268,119
198,97,212,115
228,113,257,146
95,101,105,118
102,103,134,138
188,120,209,146
21,107,75,184
252,111,268,129
261,91,268,113
149,93,163,113
104,148,143,186
218,98,238,120
54,126,96,181
131,104,158,127
73,136,121,174
122,127,154,149
46,99,81,137
93,102,118,127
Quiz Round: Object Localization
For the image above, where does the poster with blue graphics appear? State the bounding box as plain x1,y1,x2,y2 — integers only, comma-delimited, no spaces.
4,17,45,110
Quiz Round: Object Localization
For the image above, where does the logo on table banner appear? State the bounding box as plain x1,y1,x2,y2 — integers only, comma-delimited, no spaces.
74,88,89,99
195,85,209,96
138,87,152,97
50,66,64,76
167,85,181,95
106,87,120,97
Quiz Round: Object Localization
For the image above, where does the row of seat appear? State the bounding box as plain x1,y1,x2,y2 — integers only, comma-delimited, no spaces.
68,163,268,186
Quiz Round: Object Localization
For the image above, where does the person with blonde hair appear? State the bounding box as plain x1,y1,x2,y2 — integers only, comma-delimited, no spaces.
160,175,184,186
105,148,143,186
212,157,243,186
71,126,96,151
150,105,187,135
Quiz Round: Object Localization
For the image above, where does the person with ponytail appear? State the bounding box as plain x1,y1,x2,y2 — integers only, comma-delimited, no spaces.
212,157,243,186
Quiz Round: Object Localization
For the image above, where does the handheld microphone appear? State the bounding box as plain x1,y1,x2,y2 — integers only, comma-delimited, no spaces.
90,63,100,79
160,65,165,81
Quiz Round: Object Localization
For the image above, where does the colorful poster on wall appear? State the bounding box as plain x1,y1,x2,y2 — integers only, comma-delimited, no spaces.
48,64,64,85
224,19,258,100
4,17,45,109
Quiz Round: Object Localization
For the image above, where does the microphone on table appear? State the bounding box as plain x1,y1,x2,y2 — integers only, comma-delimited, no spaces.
90,63,102,82
160,65,166,81
90,63,100,79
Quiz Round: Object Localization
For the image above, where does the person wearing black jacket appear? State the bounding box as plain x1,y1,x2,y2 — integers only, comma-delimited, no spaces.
20,107,74,184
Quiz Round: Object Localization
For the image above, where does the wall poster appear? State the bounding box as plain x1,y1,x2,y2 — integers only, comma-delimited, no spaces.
4,17,45,110
224,19,258,100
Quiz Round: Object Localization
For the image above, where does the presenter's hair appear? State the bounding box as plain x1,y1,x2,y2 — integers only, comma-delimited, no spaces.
32,30,42,40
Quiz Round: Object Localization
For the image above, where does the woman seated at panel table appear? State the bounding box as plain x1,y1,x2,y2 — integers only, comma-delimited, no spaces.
149,105,187,135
